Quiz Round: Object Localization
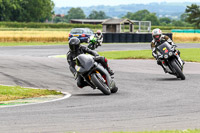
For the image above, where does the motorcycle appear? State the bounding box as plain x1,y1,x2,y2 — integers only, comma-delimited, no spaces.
87,35,99,50
156,42,185,80
74,54,118,95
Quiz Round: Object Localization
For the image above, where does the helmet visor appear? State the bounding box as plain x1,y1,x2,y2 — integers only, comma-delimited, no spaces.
154,35,161,41
70,44,79,52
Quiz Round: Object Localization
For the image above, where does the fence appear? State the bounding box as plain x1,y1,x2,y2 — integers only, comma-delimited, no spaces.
171,29,200,33
103,33,172,43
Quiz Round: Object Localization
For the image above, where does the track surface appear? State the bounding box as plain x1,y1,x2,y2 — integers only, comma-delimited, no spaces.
0,43,200,133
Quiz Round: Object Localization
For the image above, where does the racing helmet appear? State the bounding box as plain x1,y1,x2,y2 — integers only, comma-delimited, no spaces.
152,28,162,42
97,30,102,36
69,37,80,52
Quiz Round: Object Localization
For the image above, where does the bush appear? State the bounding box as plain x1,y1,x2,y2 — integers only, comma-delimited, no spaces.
151,26,195,30
0,22,102,29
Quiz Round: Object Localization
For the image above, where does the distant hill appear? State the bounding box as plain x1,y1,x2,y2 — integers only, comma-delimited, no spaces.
54,2,200,19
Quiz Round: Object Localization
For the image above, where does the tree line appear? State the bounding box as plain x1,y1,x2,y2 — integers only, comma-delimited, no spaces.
0,0,54,22
0,0,199,28
54,4,200,28
53,8,108,23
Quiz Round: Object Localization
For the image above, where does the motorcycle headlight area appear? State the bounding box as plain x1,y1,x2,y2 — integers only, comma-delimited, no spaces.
164,54,169,59
169,52,173,56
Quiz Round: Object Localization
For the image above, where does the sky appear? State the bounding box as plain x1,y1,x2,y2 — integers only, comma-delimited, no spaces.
52,0,200,7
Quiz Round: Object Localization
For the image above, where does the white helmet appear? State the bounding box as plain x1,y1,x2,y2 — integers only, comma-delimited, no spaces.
152,28,162,42
97,30,102,36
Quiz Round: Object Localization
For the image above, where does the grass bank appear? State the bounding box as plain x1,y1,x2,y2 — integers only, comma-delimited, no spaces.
57,48,200,62
0,42,67,46
98,48,200,62
0,85,62,101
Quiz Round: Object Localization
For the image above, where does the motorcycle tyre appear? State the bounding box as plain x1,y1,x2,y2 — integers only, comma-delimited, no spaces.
170,59,185,80
88,43,95,50
91,73,111,95
111,86,118,93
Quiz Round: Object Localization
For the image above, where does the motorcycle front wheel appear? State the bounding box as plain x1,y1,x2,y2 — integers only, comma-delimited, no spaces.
170,59,185,80
91,73,111,95
88,43,95,50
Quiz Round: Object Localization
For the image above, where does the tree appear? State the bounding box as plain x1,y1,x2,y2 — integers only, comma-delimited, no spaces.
124,10,160,25
0,0,13,21
143,13,160,26
171,20,185,27
88,10,107,19
185,4,200,28
65,8,86,22
180,13,187,21
159,17,171,24
0,0,54,22
124,10,150,21
20,0,54,22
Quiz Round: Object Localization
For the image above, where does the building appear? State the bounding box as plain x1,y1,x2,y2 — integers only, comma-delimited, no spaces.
102,19,134,33
70,19,106,24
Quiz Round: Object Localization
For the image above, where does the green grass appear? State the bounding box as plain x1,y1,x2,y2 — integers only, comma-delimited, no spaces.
98,50,153,60
97,48,200,62
180,48,200,62
0,42,67,46
57,48,200,63
0,85,62,101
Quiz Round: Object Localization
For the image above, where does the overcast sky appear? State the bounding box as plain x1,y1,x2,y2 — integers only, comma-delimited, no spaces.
52,0,200,7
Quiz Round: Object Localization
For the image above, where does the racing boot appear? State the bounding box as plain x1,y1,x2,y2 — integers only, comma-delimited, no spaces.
107,67,114,76
182,60,185,65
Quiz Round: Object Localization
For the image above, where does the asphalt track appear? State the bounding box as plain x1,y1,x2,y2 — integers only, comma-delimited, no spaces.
0,43,200,133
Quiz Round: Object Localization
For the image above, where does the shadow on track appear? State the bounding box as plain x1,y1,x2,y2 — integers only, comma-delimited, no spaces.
155,78,185,81
74,93,104,97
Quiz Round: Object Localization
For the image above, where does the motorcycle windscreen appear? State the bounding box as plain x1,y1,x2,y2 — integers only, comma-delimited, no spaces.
157,42,172,54
77,54,95,72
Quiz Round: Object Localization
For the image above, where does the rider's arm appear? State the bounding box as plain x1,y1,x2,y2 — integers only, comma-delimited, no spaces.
67,53,76,75
164,35,175,46
99,35,103,42
81,45,99,56
151,42,157,59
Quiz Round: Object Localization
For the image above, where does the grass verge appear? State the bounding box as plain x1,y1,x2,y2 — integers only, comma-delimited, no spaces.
56,48,200,63
0,42,67,46
0,85,62,102
97,48,200,62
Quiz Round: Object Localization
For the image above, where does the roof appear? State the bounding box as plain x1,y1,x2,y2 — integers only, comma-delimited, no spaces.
70,19,106,23
102,19,134,25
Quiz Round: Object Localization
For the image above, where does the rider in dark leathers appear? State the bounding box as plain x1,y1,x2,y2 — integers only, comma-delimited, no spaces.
67,37,114,88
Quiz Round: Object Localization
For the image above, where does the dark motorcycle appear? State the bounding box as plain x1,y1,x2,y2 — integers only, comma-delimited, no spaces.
74,54,118,95
87,35,99,50
156,42,185,80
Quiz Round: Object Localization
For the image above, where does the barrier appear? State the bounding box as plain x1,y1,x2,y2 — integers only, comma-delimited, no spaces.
171,29,200,33
102,33,173,43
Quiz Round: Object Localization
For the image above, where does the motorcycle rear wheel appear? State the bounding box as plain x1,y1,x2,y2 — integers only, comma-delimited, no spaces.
111,86,118,93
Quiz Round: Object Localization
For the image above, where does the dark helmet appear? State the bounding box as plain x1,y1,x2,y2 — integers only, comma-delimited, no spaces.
69,37,80,52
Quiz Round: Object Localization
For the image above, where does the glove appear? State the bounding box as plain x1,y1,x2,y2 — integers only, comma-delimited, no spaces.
171,45,177,51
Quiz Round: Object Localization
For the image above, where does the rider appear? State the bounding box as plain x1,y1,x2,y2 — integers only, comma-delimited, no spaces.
67,37,114,88
150,28,184,67
95,30,103,46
